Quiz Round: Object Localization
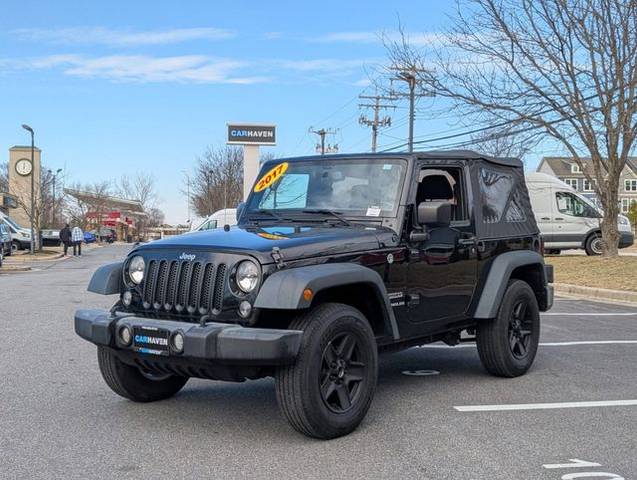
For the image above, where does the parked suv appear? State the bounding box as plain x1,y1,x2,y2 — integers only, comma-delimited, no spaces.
75,151,553,439
0,222,12,267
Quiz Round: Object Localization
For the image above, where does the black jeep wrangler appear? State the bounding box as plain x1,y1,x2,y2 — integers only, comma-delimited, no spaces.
75,151,553,439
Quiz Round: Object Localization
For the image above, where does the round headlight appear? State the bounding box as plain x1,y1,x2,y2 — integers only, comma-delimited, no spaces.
236,260,259,293
128,255,145,284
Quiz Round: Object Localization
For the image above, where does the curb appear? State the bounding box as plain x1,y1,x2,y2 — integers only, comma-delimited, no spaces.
0,265,32,273
5,252,64,263
555,283,637,306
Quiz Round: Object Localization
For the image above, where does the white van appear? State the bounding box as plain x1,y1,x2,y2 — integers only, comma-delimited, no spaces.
187,208,237,234
0,212,32,251
526,172,634,255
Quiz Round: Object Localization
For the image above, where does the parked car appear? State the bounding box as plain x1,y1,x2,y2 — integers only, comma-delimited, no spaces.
75,151,553,439
92,228,116,243
84,232,97,243
186,208,237,234
0,212,31,251
526,172,634,255
41,229,61,247
0,222,12,266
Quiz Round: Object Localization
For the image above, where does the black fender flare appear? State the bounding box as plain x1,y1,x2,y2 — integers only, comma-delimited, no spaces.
254,263,399,339
473,250,547,319
88,261,123,295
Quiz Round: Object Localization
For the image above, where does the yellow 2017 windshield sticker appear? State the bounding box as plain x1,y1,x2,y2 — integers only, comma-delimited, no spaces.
254,162,288,192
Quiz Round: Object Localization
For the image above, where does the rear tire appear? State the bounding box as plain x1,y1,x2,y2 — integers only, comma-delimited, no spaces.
585,233,603,256
476,280,540,378
275,303,378,439
97,347,188,402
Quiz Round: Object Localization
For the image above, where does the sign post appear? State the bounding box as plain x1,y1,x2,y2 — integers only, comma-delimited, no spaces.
226,123,276,200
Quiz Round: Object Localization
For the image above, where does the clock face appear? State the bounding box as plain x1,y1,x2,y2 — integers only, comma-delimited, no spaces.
15,159,33,176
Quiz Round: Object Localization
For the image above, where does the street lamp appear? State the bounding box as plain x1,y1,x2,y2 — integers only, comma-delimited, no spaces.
21,124,35,255
48,168,62,226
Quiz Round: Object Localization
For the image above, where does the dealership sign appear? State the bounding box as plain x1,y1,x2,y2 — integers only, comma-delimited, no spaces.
227,124,276,145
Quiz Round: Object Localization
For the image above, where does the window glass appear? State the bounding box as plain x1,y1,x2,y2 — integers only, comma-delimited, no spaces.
625,179,637,192
556,192,598,217
247,159,406,217
564,178,578,189
259,174,309,210
200,220,217,231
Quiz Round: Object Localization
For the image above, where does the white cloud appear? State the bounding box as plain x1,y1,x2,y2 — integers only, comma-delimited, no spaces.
0,54,375,85
12,26,236,47
3,54,267,84
310,30,452,47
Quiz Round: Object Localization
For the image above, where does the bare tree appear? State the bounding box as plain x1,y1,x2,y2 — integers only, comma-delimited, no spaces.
190,146,243,218
118,172,164,235
471,126,540,160
385,0,637,256
65,181,113,231
0,161,8,194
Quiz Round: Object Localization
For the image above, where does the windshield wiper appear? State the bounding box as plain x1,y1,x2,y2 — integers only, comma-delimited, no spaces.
246,209,289,223
301,209,351,226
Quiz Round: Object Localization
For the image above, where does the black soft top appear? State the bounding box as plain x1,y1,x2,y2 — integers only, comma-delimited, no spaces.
273,150,523,168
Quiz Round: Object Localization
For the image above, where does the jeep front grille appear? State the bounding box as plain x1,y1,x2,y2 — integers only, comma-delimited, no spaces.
142,259,227,315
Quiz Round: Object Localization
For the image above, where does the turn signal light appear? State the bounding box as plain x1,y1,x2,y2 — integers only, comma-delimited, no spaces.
303,288,313,302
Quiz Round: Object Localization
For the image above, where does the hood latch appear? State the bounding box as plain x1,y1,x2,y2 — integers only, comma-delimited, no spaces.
271,246,286,269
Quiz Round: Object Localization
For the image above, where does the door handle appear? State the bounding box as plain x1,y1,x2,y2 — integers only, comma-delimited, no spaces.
540,217,550,220
554,217,564,221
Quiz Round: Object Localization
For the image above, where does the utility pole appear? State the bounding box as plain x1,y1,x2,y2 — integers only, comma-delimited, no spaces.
390,67,434,152
309,127,339,155
358,94,395,152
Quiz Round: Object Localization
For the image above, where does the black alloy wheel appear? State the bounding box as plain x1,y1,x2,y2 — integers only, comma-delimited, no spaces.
476,279,540,378
508,301,533,360
320,332,367,413
275,302,378,439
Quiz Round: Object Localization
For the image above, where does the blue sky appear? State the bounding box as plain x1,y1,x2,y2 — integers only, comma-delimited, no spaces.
0,0,559,223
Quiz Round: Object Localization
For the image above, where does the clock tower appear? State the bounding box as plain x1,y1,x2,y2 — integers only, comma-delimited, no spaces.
8,145,41,228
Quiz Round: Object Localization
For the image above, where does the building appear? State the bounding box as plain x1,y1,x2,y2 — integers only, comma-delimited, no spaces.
537,156,637,213
7,145,42,228
63,188,146,241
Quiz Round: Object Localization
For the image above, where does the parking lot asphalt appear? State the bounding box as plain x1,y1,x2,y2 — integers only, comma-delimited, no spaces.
1,244,635,479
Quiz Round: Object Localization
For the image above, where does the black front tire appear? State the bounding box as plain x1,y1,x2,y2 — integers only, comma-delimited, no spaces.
585,234,603,256
275,303,378,439
476,280,540,377
97,347,188,402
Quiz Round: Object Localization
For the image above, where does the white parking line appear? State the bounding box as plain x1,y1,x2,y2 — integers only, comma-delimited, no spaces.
418,340,637,349
454,400,637,412
540,340,637,346
542,312,637,316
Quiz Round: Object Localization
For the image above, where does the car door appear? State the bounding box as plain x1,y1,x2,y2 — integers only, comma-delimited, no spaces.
528,183,555,244
553,190,599,247
404,165,478,336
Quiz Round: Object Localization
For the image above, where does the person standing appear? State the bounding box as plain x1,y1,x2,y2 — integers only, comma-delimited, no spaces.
71,225,83,257
59,224,72,256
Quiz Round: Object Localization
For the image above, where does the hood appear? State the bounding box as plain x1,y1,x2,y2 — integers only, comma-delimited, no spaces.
134,223,395,264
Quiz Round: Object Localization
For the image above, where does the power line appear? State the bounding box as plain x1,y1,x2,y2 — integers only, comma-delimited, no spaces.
309,127,339,155
388,66,435,152
379,92,603,153
358,94,396,152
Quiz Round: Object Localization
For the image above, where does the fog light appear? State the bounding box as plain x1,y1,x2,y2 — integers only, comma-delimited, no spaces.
119,325,132,346
171,332,184,353
238,301,252,318
122,290,133,307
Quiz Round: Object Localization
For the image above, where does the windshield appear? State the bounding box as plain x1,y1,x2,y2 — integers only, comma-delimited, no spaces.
245,159,406,218
2,216,24,231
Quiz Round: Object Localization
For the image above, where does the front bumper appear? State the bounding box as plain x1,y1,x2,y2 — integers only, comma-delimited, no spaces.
619,232,634,249
74,309,302,366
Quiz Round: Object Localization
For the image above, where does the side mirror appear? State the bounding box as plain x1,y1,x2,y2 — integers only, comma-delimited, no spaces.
236,202,246,220
417,201,452,227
